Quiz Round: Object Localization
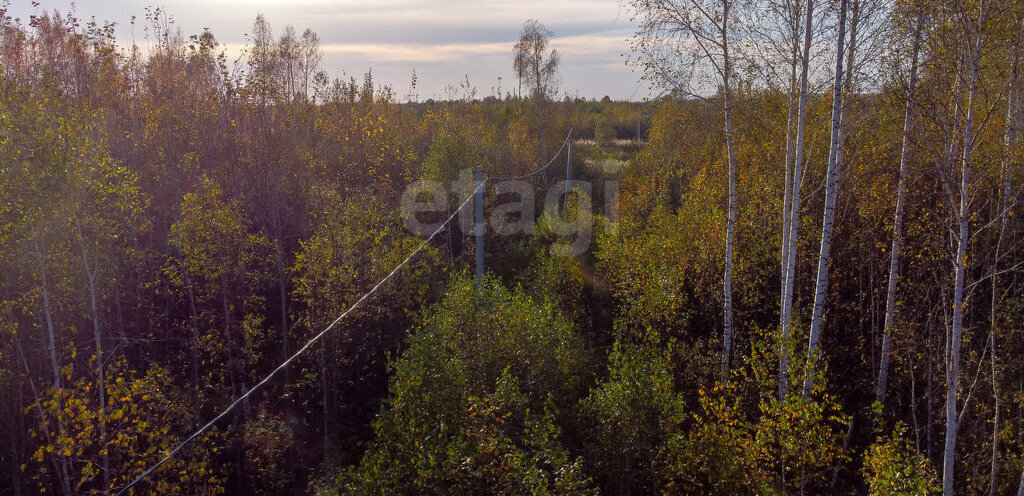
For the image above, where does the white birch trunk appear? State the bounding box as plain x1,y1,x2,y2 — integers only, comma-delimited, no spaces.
877,5,924,406
37,248,72,496
185,272,201,405
82,253,110,496
721,0,737,375
944,7,984,492
802,0,847,399
780,65,796,330
995,17,1021,494
779,0,815,400
779,4,799,337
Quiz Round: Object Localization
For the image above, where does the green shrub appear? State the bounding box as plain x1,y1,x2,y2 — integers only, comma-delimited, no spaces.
579,332,682,493
335,275,594,495
863,424,939,496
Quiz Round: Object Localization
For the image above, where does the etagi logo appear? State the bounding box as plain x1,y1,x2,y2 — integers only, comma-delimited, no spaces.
400,167,619,257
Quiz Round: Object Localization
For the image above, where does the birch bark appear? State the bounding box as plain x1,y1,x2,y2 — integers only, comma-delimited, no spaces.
877,4,924,406
802,0,847,399
779,0,815,399
943,4,984,492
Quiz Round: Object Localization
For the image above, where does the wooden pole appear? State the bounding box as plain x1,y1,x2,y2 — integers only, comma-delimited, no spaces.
564,128,573,207
475,166,484,288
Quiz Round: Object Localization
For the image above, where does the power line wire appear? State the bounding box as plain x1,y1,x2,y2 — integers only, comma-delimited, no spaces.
118,127,571,493
114,180,486,496
487,128,572,180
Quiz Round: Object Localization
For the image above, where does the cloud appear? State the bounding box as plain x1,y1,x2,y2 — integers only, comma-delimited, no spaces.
289,31,631,65
552,31,632,61
319,41,508,63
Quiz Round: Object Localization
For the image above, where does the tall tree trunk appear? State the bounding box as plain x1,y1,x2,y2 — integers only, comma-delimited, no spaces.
6,302,25,496
185,271,201,406
721,0,737,375
114,281,125,351
532,61,548,165
15,331,65,496
38,250,72,496
834,0,859,176
267,162,290,385
802,0,847,399
221,288,237,398
222,284,245,490
780,62,796,327
321,334,335,467
273,234,289,385
877,4,924,406
927,319,934,459
779,6,799,355
944,7,984,492
779,0,815,400
994,18,1021,494
537,94,548,165
80,248,110,496
991,318,1002,495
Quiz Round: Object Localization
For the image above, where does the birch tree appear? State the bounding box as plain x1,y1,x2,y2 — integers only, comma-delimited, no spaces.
760,0,804,398
300,28,322,101
802,0,848,399
941,1,987,492
993,13,1022,494
629,0,742,373
778,0,816,398
169,178,272,407
71,159,144,496
513,20,559,165
876,0,925,407
0,85,89,496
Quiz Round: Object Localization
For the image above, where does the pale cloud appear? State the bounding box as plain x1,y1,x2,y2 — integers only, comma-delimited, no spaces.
284,32,633,64
319,41,509,63
552,32,632,61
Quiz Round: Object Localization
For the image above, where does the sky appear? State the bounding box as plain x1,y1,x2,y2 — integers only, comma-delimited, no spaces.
6,0,652,100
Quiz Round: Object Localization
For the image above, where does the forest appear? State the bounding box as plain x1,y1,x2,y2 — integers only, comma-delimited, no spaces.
1,0,1023,494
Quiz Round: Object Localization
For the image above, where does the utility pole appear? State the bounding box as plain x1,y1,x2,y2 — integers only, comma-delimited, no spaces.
475,166,484,289
564,127,573,207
